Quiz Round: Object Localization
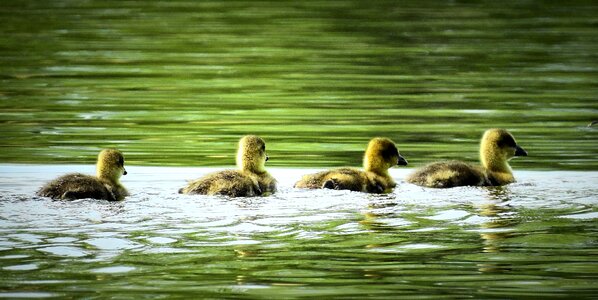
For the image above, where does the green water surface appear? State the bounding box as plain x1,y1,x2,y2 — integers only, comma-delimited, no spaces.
1,2,598,298
1,0,597,169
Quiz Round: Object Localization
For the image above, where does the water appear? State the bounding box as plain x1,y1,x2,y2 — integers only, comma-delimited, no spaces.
1,165,597,298
0,0,597,169
1,0,598,298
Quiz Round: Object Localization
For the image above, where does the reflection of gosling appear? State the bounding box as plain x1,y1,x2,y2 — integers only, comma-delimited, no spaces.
406,129,527,188
179,135,277,197
37,149,129,201
294,138,407,193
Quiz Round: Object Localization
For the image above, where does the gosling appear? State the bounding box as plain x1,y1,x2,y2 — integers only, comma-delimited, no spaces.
406,128,527,188
294,137,408,193
179,135,277,197
37,149,129,201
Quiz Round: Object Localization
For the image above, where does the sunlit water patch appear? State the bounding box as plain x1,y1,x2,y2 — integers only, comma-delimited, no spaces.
0,164,597,298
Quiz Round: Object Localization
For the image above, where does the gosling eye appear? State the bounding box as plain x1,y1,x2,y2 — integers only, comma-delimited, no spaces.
118,157,124,166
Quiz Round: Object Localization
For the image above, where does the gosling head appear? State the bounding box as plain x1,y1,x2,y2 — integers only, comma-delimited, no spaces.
363,137,407,174
480,129,527,171
236,135,269,173
96,149,127,182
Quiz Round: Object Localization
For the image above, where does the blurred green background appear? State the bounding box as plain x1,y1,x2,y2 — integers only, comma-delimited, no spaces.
1,0,596,169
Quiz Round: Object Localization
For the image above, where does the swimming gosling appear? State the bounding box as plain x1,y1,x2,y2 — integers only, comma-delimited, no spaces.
406,128,527,188
37,149,129,201
294,137,407,193
179,135,277,197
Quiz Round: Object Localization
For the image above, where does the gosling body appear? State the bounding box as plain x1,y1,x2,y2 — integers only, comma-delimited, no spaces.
405,161,488,188
294,138,407,194
37,149,129,201
179,135,277,197
294,167,370,192
406,129,527,188
179,170,261,197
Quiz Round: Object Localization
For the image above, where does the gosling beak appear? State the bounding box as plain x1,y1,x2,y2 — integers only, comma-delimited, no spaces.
397,155,408,166
123,168,128,175
265,155,269,162
514,145,527,157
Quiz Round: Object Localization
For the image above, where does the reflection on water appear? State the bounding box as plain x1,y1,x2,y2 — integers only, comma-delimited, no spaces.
475,190,518,273
0,0,597,169
0,165,597,298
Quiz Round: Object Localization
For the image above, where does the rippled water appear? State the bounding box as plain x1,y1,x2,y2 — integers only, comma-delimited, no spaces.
1,165,597,298
1,0,597,169
1,0,598,298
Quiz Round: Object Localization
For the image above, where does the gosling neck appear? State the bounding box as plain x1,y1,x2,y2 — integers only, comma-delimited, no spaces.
237,154,266,174
96,166,118,184
96,168,118,184
480,147,512,174
364,159,389,177
481,151,514,185
242,164,266,175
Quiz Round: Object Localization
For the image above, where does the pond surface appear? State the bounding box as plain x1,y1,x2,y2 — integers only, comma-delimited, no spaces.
1,165,597,298
1,0,598,298
0,0,597,169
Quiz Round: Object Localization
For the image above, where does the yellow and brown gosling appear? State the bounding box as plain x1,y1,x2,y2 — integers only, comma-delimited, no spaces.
294,137,407,193
37,149,129,201
406,128,527,188
179,135,277,197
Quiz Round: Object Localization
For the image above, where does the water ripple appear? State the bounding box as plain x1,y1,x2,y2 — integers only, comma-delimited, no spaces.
0,165,597,298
